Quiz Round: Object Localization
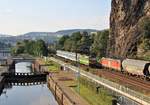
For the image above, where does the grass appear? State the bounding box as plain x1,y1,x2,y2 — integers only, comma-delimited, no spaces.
47,61,60,72
72,78,114,105
41,59,61,72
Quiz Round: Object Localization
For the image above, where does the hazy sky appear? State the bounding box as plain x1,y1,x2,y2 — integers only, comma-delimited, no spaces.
0,0,111,35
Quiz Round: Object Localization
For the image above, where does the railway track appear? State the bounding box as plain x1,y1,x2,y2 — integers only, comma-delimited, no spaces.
108,70,150,85
97,70,150,92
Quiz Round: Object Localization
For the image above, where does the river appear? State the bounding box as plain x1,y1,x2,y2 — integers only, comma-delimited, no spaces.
0,62,58,105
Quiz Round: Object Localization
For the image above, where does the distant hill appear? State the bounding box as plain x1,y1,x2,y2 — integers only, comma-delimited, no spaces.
54,29,98,36
21,29,98,37
0,34,12,37
0,29,99,45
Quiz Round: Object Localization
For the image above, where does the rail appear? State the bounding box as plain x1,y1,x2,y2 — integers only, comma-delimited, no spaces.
49,57,150,105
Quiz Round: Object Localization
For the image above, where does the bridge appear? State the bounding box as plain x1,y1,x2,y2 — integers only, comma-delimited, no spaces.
50,57,150,105
0,56,36,72
0,56,35,68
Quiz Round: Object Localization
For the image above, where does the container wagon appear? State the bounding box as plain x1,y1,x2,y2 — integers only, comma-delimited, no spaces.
100,57,122,71
122,59,150,76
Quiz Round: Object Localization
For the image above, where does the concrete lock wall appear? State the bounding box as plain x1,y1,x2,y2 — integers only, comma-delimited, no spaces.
47,76,75,105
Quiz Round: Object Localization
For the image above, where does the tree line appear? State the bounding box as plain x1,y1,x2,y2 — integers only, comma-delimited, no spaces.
11,39,48,56
57,30,109,58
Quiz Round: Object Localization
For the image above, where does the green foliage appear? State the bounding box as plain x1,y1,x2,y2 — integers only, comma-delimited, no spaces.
137,17,150,60
58,31,93,54
66,32,82,52
12,40,48,56
140,17,150,39
57,30,109,58
64,38,73,51
138,18,150,51
58,35,70,49
78,31,92,54
90,30,109,58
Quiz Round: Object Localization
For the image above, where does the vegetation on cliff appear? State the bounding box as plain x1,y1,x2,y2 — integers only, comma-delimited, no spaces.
137,17,150,60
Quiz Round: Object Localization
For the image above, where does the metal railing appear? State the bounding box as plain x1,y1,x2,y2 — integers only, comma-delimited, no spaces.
50,57,150,105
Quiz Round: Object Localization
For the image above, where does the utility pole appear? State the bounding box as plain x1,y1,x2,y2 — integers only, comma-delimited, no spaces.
76,48,80,94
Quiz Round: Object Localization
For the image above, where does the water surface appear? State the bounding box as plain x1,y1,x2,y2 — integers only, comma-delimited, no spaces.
0,62,58,105
0,84,58,105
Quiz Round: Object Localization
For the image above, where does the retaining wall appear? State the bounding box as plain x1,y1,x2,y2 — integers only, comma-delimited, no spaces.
47,76,76,105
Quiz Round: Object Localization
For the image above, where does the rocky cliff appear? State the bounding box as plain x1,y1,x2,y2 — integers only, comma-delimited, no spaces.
107,0,150,58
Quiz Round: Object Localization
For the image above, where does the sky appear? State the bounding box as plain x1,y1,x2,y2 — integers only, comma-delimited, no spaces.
0,0,111,35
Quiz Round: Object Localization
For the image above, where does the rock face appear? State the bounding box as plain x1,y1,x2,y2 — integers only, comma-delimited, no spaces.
107,0,150,58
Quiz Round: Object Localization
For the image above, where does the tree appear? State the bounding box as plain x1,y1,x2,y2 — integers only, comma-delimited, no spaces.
62,32,82,52
90,30,109,58
78,31,92,54
64,39,73,51
35,40,48,56
58,35,69,50
11,39,48,57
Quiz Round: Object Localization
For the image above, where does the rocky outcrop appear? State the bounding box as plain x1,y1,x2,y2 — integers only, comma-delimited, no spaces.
107,0,150,58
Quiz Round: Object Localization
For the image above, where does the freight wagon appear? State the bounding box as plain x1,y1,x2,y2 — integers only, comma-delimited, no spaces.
122,59,150,76
56,50,150,77
100,57,122,71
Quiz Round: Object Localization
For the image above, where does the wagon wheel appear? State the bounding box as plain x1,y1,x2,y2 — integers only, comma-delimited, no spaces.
143,63,150,76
